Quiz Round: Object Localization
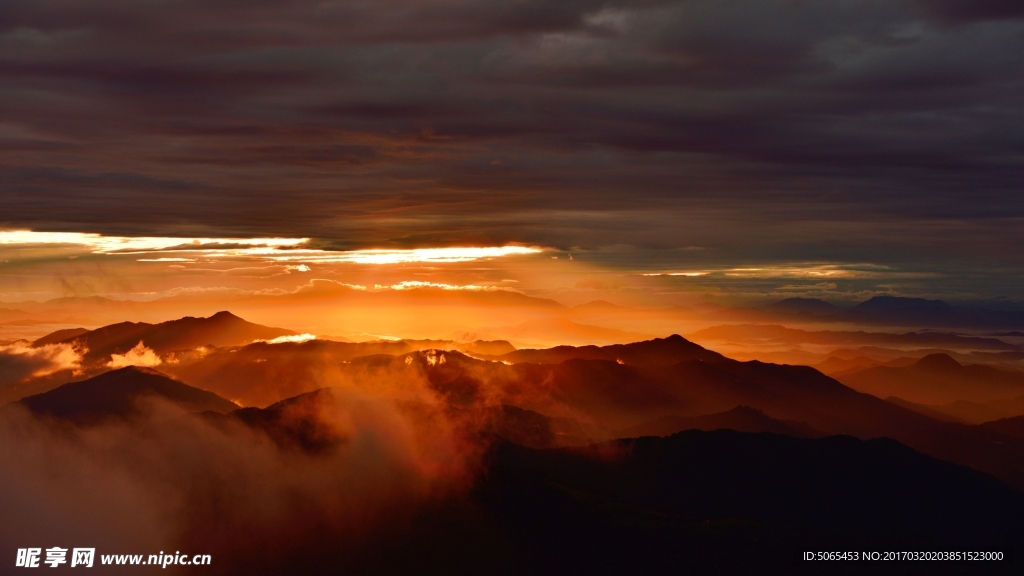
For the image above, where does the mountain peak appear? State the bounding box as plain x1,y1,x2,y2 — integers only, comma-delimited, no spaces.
18,366,237,424
109,365,168,376
913,353,962,371
855,296,953,312
61,311,294,365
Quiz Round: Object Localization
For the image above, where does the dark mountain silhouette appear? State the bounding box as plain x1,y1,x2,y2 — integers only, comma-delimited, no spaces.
919,394,1024,424
53,311,294,363
487,334,726,365
838,353,1024,404
844,296,1024,329
690,323,1017,351
620,406,822,438
31,327,89,347
479,404,615,449
155,385,1024,575
979,415,1024,442
474,431,1024,574
15,366,237,424
201,388,350,453
854,295,953,314
722,296,1024,330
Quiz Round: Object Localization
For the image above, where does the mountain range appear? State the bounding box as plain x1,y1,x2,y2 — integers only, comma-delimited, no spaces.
28,320,1017,491
837,353,1024,405
6,319,1024,574
37,311,294,365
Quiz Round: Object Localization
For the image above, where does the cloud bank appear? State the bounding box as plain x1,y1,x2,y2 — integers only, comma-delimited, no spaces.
0,0,1022,298
0,342,82,389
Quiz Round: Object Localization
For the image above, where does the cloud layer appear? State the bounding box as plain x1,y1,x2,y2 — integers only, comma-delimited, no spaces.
0,0,1022,298
0,342,82,389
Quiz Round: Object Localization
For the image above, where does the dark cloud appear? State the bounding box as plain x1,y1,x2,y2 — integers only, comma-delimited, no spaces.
915,0,1024,24
0,0,1022,297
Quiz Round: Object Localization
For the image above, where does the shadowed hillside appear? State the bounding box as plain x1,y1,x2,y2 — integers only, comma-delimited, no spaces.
15,366,237,424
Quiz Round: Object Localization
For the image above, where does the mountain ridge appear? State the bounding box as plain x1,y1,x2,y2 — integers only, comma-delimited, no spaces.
14,366,238,424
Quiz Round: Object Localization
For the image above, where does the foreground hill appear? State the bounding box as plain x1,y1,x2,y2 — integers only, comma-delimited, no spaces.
203,393,1024,573
37,311,294,364
471,431,1024,575
189,409,1024,574
14,366,237,424
838,353,1024,405
620,406,822,438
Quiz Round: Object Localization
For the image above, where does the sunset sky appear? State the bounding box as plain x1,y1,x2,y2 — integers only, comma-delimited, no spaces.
2,0,1023,308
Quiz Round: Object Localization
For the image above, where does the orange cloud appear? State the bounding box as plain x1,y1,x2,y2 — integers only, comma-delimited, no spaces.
108,342,162,368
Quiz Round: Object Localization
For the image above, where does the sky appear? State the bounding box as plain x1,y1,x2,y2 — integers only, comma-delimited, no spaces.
1,0,1023,308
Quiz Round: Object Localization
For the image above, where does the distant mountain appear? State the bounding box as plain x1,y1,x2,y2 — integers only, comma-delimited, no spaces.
15,366,237,424
489,334,725,366
837,353,1024,405
481,317,655,347
763,298,843,316
1,287,576,343
570,300,629,312
814,354,917,377
51,311,294,364
854,296,954,314
620,406,822,438
891,393,1024,425
979,415,1024,442
720,296,1024,330
402,339,516,356
839,296,1024,329
689,323,1017,351
0,307,32,320
815,355,881,375
32,327,89,347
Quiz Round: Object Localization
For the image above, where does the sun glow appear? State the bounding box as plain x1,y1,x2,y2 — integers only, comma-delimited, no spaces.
0,230,541,265
258,334,317,344
245,245,541,265
377,281,507,291
0,231,308,253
